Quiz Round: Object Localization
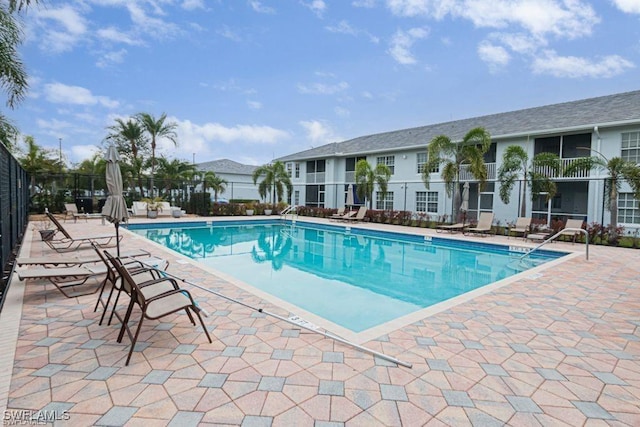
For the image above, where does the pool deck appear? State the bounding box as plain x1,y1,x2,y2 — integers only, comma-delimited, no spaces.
1,215,639,426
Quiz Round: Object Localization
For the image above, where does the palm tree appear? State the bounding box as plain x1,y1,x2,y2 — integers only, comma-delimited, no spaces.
18,135,59,195
564,149,640,228
105,118,147,196
422,127,491,221
252,161,292,208
201,171,228,202
136,112,178,198
155,157,195,200
0,1,36,142
354,159,391,209
498,146,562,218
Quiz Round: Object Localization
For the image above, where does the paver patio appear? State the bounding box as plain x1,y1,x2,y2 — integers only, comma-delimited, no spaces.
1,217,639,426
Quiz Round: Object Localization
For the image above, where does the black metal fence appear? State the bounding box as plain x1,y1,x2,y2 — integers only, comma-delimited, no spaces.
0,144,29,312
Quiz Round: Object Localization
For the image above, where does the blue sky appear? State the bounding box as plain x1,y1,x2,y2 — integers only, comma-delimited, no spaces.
7,0,640,167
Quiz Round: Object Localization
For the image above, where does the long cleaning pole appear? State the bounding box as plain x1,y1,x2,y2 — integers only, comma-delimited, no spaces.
149,266,413,369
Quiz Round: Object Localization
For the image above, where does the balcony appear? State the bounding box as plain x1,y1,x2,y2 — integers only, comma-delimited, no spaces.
306,172,326,184
459,163,496,181
533,158,591,179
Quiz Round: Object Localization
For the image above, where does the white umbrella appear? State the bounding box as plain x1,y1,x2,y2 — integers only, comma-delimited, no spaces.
460,181,470,224
102,145,128,256
346,184,355,209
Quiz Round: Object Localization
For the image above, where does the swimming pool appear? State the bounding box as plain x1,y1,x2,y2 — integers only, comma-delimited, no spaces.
129,220,567,333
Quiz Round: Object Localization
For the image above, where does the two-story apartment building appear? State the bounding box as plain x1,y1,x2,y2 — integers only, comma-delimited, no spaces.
276,90,640,228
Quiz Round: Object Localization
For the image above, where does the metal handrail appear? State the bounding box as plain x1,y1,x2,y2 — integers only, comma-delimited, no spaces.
520,228,589,260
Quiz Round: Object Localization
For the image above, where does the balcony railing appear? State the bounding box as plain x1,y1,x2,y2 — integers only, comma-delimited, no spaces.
345,171,355,183
533,158,591,179
459,163,496,181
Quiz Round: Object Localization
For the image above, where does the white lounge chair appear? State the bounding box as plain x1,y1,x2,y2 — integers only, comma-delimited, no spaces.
464,212,494,236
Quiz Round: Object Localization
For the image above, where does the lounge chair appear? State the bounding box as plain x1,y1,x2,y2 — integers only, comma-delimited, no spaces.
63,203,79,222
18,263,109,298
436,223,465,233
43,211,121,252
17,249,151,267
507,217,531,239
464,212,494,236
559,219,585,243
344,206,367,222
131,201,148,217
329,207,346,220
105,251,212,365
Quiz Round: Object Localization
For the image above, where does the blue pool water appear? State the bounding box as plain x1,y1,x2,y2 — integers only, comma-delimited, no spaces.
130,220,566,332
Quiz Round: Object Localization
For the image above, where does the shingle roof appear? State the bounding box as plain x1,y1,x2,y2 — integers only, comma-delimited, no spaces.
197,158,257,175
277,90,640,162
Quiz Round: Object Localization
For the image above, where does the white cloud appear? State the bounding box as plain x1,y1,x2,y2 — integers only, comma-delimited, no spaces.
532,50,635,78
182,0,205,11
217,25,243,42
299,120,341,145
96,49,128,68
387,27,429,65
297,81,350,95
44,83,120,108
97,27,143,46
353,0,377,7
176,120,290,146
478,41,510,71
612,0,640,14
250,1,276,14
247,100,263,110
334,106,351,118
386,1,599,39
325,20,380,43
32,5,88,53
36,118,74,132
302,0,327,17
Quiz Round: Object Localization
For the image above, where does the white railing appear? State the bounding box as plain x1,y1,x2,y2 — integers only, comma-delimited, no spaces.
533,158,591,179
345,171,355,183
459,163,496,181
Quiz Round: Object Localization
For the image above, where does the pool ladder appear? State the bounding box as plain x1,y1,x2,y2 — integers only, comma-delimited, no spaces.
279,205,297,221
520,228,589,261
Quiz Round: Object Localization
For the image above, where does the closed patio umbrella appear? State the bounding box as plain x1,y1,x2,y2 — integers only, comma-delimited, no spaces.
346,183,355,209
102,145,128,256
460,181,469,224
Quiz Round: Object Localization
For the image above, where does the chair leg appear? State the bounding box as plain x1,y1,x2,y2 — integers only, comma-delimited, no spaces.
118,297,136,343
125,315,145,366
98,284,117,326
108,287,124,326
192,308,213,343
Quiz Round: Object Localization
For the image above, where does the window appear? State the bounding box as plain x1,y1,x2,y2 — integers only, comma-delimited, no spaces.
286,162,292,177
295,163,300,178
305,185,325,207
622,132,640,163
345,156,366,182
376,156,395,174
417,152,438,173
619,193,640,224
376,191,394,210
416,191,438,213
294,190,300,206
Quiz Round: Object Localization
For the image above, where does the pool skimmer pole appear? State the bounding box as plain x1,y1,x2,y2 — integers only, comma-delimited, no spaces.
154,267,413,369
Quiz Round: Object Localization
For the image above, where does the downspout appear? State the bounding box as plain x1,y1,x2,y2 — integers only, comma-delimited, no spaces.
593,126,602,225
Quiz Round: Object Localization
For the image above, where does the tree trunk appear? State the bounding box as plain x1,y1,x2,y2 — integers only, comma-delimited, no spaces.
520,182,527,218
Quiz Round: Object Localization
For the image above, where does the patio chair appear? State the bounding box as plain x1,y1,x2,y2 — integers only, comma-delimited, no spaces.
507,217,531,239
63,203,79,222
559,219,585,243
436,223,465,233
463,212,494,236
344,206,368,222
329,206,346,220
90,243,164,325
17,263,109,298
131,201,148,217
44,211,121,252
105,251,212,365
